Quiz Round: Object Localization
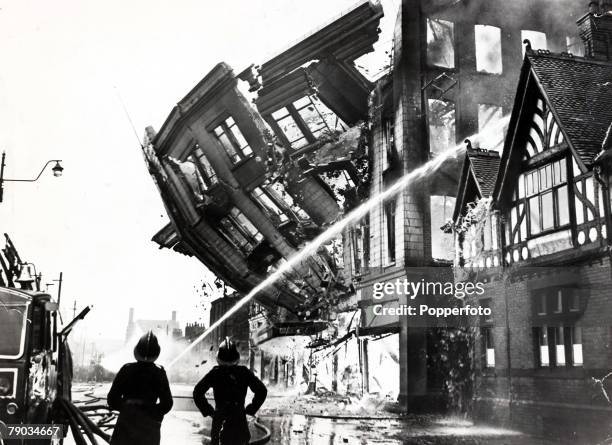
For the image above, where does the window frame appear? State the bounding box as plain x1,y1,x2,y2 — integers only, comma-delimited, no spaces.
426,18,456,69
218,207,264,255
382,118,396,171
427,98,456,156
532,286,584,368
506,157,570,246
384,199,397,265
191,145,219,188
269,95,347,150
534,325,583,368
212,117,254,165
251,186,289,224
351,215,370,275
481,326,496,369
474,24,503,74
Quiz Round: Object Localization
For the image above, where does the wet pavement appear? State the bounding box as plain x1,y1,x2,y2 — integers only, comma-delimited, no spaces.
66,383,557,444
259,414,556,445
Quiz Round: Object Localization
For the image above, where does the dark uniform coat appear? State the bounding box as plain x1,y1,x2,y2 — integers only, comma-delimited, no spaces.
107,362,173,445
193,365,267,445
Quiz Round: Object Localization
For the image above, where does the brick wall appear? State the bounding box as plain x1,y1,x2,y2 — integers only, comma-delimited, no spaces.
469,256,612,441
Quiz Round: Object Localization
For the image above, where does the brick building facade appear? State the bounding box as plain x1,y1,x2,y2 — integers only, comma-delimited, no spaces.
347,0,585,409
452,3,612,440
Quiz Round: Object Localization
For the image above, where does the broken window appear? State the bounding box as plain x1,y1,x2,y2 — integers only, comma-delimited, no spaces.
478,104,504,150
475,25,503,74
384,199,396,264
322,169,356,208
521,30,547,55
185,155,209,196
268,181,311,220
430,195,455,260
252,187,289,223
382,118,395,171
272,108,308,149
230,208,263,241
427,99,456,155
566,36,584,57
294,96,347,138
271,95,347,149
168,156,206,202
218,207,264,255
213,117,254,164
191,145,219,188
351,215,370,275
427,18,455,68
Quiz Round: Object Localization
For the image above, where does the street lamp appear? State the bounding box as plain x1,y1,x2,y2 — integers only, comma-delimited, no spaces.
0,152,64,202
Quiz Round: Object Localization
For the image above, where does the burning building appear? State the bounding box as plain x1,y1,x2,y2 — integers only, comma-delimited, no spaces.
346,0,586,410
452,2,612,440
140,0,599,420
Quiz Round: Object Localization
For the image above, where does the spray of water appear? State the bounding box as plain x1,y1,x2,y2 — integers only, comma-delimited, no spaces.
166,116,510,369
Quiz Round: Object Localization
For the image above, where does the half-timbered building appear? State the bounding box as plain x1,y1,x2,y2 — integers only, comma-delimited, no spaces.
453,4,612,439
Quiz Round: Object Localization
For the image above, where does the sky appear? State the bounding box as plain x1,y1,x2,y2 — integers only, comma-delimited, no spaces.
0,0,396,342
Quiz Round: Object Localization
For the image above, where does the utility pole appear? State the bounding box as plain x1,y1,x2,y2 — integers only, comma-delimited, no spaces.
0,152,6,203
54,272,63,307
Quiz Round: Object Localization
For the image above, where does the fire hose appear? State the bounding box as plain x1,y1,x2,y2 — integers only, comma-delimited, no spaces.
54,398,271,445
55,397,112,444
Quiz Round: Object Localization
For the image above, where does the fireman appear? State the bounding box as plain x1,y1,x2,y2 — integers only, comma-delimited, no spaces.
193,337,267,445
107,331,173,445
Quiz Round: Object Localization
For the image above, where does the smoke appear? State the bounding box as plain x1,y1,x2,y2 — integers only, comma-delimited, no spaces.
102,327,211,382
165,115,510,369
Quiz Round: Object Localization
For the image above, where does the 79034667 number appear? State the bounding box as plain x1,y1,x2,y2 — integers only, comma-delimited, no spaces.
0,424,66,440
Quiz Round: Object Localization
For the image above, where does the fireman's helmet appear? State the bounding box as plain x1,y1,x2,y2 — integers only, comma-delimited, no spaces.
217,337,240,365
134,331,161,363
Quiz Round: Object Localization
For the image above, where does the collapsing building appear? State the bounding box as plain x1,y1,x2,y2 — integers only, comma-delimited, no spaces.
142,1,383,389
140,0,600,427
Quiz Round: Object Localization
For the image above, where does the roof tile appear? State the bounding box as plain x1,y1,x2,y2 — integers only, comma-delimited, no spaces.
528,53,612,164
467,149,501,197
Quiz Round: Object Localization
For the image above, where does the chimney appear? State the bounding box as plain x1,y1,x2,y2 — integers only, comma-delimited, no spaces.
172,310,177,322
578,1,612,60
128,307,134,324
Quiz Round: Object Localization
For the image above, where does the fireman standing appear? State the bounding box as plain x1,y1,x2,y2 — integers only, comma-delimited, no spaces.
192,337,267,445
107,331,173,445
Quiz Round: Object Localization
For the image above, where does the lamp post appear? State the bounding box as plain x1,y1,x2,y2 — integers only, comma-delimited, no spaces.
0,152,64,202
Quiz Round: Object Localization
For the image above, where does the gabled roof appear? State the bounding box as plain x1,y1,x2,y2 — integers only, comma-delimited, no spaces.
468,149,501,197
528,52,612,165
453,149,500,221
495,51,612,202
